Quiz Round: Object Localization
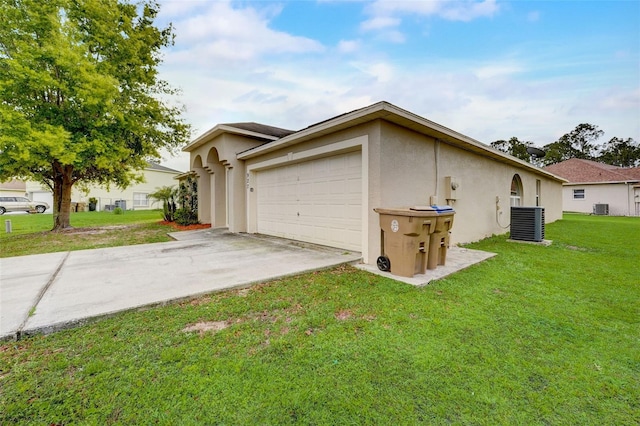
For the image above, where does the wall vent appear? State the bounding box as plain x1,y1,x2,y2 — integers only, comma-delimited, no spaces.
593,204,609,215
510,206,545,242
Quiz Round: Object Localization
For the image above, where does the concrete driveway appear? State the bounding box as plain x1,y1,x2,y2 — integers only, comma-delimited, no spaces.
0,229,361,340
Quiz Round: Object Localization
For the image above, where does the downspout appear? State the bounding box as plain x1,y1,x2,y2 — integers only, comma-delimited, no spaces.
433,139,440,204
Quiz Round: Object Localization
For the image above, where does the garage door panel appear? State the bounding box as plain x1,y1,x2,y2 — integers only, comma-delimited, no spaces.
256,151,361,251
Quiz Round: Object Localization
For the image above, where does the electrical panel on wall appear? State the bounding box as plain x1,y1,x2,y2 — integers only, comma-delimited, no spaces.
445,176,460,201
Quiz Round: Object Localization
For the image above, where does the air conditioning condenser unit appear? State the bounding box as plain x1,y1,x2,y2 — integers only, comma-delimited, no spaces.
593,204,609,215
510,206,545,242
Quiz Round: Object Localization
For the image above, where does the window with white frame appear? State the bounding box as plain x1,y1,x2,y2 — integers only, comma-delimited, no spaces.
573,189,585,200
133,192,149,207
510,174,523,206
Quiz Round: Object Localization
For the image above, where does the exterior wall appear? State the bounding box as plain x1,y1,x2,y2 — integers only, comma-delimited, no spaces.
242,119,563,265
0,180,27,197
188,134,264,230
373,121,563,262
562,183,639,216
245,122,376,261
24,169,180,211
192,117,563,266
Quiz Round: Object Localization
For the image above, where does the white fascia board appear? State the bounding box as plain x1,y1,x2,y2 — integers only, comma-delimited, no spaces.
182,124,280,152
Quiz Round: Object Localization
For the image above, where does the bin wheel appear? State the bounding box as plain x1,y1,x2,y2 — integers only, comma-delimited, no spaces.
377,256,391,272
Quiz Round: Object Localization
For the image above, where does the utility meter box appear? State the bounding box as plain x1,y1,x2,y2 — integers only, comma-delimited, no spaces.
445,176,460,200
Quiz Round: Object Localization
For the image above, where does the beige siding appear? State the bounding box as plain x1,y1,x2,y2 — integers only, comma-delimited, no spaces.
190,110,564,266
563,183,639,216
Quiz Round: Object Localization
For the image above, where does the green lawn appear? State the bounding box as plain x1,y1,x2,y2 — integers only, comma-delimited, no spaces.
0,210,173,257
1,214,638,424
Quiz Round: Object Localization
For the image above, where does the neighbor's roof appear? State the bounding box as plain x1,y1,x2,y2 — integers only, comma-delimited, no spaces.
236,101,565,182
543,158,640,184
146,162,182,174
183,122,295,152
0,179,26,191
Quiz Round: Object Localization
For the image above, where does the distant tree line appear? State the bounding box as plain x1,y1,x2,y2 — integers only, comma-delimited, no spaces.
491,123,640,167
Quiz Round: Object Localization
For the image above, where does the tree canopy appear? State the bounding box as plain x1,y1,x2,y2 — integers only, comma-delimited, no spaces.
0,0,190,229
491,124,638,168
490,137,533,162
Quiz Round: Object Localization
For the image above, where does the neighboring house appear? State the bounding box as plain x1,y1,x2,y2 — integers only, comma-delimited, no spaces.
24,162,183,211
0,179,27,197
183,101,564,265
544,158,640,216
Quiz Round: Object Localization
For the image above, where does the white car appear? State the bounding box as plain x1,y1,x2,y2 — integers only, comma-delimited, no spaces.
0,196,49,214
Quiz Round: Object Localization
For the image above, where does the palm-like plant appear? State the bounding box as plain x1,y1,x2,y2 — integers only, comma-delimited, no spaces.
149,186,177,222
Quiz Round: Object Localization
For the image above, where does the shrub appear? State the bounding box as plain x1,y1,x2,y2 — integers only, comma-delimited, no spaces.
113,207,123,215
149,186,176,222
174,208,199,226
177,175,198,222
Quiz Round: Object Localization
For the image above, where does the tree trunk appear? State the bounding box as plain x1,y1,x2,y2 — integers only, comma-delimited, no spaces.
52,164,74,231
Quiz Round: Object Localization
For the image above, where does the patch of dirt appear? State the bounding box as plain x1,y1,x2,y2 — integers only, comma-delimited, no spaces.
235,288,251,297
182,321,229,335
54,225,133,235
335,310,354,321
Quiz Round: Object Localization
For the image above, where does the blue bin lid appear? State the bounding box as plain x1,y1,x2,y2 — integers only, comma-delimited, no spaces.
431,205,455,213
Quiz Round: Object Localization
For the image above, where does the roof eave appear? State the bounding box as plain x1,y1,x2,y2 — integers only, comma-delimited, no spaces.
237,101,565,183
563,180,640,185
183,124,280,153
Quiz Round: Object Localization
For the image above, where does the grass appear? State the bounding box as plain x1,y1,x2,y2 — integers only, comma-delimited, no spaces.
0,214,638,424
0,210,174,258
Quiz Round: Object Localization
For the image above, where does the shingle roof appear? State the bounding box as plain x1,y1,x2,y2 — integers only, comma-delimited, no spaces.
223,122,295,139
543,158,640,183
146,162,182,174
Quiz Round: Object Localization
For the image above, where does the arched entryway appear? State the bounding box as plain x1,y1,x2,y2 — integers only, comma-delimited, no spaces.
206,147,227,228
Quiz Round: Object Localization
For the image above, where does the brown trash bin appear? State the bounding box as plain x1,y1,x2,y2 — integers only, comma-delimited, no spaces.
427,212,455,270
374,207,455,277
374,208,437,277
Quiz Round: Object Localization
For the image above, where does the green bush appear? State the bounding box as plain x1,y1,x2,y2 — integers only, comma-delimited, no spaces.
113,207,123,215
174,208,199,226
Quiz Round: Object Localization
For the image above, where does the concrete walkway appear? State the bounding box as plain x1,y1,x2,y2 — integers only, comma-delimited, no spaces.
1,228,496,340
0,229,361,340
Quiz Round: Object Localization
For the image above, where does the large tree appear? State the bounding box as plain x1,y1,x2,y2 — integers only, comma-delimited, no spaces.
0,0,189,230
598,137,640,167
490,137,534,162
542,123,603,165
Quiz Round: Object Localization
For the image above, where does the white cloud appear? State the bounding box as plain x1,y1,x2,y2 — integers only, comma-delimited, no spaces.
363,0,500,27
360,16,401,31
153,0,638,172
165,0,323,66
474,64,524,79
337,39,361,53
359,0,500,44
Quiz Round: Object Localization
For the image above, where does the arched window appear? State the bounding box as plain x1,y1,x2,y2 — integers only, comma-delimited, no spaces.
510,174,523,206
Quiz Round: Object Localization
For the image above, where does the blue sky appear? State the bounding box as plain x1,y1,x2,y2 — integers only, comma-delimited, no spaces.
155,0,639,171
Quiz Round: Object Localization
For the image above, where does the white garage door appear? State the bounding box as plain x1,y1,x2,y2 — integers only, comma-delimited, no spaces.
256,151,362,251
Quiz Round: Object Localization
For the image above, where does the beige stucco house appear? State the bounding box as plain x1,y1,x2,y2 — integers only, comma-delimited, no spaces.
0,180,27,197
544,158,640,216
184,101,564,265
24,162,182,211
